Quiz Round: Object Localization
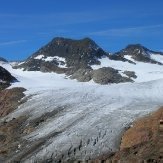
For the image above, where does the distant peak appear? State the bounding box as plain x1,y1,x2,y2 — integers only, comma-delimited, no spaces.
0,57,8,62
48,37,100,50
51,37,94,43
81,37,94,42
51,37,70,43
125,44,146,50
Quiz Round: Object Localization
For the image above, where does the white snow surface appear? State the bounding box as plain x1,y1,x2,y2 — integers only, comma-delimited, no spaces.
92,56,163,82
150,53,163,64
0,61,163,160
34,54,44,60
34,54,67,68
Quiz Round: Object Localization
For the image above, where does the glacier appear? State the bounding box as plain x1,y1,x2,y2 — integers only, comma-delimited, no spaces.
0,59,163,161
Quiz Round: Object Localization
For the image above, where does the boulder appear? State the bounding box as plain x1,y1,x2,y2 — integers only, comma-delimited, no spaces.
92,67,132,84
123,71,137,79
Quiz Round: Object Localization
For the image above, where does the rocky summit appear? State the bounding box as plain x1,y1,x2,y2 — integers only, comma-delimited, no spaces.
16,37,106,71
112,44,163,64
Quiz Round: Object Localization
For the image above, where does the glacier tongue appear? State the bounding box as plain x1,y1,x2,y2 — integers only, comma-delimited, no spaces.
4,78,163,161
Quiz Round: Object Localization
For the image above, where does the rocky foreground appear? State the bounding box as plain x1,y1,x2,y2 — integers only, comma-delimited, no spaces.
95,107,163,162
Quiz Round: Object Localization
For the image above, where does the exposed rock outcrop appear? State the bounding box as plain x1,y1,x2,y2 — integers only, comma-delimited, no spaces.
0,87,27,162
92,67,132,84
123,71,137,79
0,66,17,91
70,68,93,82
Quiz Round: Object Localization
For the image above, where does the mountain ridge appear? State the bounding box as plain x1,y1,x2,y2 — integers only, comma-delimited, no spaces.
8,37,163,84
16,37,163,67
112,44,163,65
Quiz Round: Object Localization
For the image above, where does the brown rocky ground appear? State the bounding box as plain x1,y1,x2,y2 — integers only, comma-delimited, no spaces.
114,107,163,162
0,87,44,162
0,88,69,162
90,107,163,163
0,87,26,117
0,83,9,91
0,87,27,162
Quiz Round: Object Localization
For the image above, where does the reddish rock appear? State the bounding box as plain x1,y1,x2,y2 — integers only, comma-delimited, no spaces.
112,107,163,162
0,87,26,117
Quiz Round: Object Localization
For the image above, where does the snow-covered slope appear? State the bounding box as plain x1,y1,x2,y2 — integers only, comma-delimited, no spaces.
91,56,163,82
0,60,163,161
150,53,163,64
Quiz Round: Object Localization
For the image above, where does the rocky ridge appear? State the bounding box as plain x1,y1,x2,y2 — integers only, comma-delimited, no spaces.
14,37,163,84
15,37,135,84
112,44,163,65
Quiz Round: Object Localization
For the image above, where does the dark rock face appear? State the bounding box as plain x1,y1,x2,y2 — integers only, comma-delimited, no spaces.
0,57,7,62
70,68,93,82
123,71,137,79
113,44,163,65
16,37,107,71
108,53,136,64
92,67,132,84
0,66,16,82
0,66,17,90
40,62,67,74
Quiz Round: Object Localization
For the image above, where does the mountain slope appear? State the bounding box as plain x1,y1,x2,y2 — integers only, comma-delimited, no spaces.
14,37,134,84
110,44,163,65
13,38,163,84
110,107,163,162
16,37,106,71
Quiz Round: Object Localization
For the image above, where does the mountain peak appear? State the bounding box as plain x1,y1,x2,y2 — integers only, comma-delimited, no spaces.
0,57,8,62
125,44,150,51
50,37,98,48
16,37,107,71
111,44,163,65
126,44,145,48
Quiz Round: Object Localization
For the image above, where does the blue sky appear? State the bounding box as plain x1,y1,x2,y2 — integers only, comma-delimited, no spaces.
0,0,163,61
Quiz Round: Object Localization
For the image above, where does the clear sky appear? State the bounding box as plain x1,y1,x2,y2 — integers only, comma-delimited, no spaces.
0,0,163,61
